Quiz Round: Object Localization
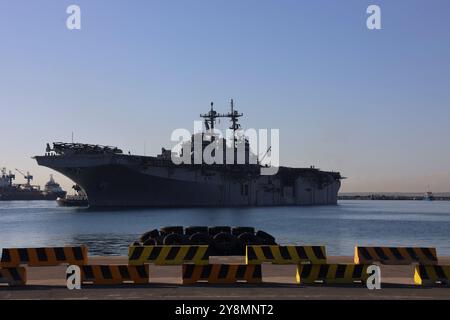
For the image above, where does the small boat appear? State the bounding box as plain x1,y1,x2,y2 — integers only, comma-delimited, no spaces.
423,191,435,201
423,185,435,201
57,185,89,207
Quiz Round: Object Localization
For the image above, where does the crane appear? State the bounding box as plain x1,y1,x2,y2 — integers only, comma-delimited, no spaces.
1,168,15,186
15,169,33,185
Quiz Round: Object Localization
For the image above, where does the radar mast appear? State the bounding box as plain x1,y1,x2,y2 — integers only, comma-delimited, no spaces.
200,102,225,131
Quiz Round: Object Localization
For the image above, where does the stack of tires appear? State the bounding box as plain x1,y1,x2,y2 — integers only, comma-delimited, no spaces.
134,226,277,256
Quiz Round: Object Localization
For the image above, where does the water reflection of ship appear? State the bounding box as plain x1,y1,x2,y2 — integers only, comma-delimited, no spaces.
57,184,89,207
0,168,66,201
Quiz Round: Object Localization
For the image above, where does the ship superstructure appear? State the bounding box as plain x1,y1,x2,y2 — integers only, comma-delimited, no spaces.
35,102,342,207
44,174,67,198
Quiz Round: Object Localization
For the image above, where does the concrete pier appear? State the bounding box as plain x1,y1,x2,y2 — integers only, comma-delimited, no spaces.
1,256,449,300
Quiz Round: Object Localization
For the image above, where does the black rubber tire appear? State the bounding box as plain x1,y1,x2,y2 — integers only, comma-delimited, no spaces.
140,229,159,242
163,233,187,245
232,227,255,236
256,230,277,245
236,232,262,255
140,232,151,243
212,232,238,255
155,235,165,245
163,233,182,245
209,226,232,236
149,229,160,238
132,241,142,246
188,232,211,245
237,232,262,245
143,238,157,245
185,226,209,236
160,226,184,236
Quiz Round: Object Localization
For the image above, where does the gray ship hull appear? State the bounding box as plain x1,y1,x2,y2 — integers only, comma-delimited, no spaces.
35,153,341,207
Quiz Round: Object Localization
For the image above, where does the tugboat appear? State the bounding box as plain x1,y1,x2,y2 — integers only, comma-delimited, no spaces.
57,184,89,207
0,168,66,201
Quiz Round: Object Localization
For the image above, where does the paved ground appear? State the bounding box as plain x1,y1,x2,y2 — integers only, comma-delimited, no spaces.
1,256,449,300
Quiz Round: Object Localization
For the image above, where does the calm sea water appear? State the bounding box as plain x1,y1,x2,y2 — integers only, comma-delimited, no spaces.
0,200,449,256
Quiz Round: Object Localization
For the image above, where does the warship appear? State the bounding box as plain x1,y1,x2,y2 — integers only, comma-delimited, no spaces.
34,102,342,207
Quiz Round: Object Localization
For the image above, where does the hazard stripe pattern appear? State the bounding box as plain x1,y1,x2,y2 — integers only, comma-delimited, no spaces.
0,267,27,286
246,245,327,265
414,265,450,285
128,245,211,265
296,264,369,284
182,264,262,284
0,246,88,267
77,265,149,285
354,246,438,265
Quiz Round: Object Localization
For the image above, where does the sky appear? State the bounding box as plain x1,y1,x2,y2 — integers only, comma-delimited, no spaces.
1,0,450,193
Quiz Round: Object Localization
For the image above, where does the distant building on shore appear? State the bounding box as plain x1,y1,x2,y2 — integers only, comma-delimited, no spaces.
338,192,450,201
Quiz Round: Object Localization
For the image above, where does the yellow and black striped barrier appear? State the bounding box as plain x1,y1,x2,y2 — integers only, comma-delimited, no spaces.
0,267,27,286
354,246,438,265
414,265,450,285
246,245,327,265
128,245,211,265
0,246,88,267
77,265,149,285
182,264,262,284
296,264,369,284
